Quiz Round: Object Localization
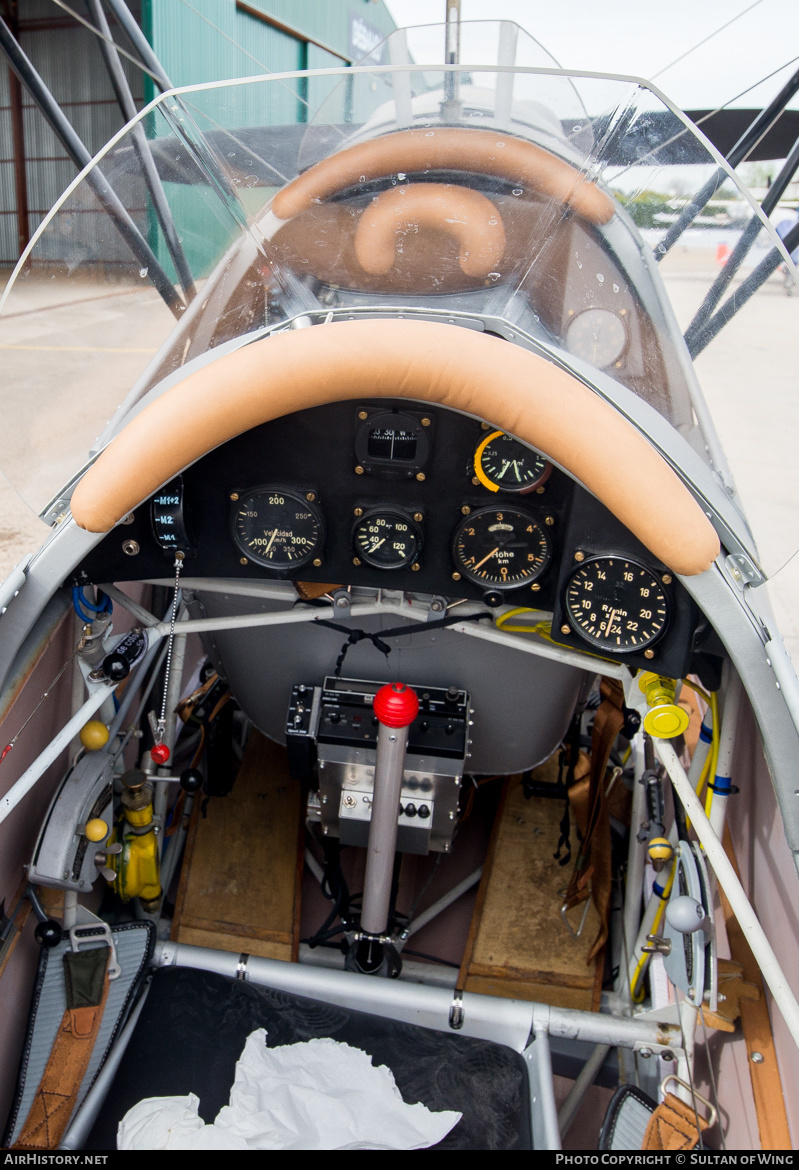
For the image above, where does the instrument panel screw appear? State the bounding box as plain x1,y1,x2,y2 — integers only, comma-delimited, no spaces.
355,465,365,475
421,417,431,427
451,572,461,581
122,540,140,556
472,476,480,486
313,558,322,567
662,574,673,585
358,410,368,420
411,563,421,571
240,557,248,565
230,492,239,501
120,513,135,526
644,649,655,660
353,507,363,517
545,515,555,526
461,505,471,515
413,512,423,522
416,472,426,482
536,486,546,494
530,583,541,591
639,1048,652,1059
480,422,491,431
751,1051,764,1064
574,550,585,562
306,492,316,502
560,624,570,635
353,557,361,566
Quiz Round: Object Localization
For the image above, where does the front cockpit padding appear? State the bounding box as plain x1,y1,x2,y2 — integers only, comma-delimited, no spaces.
354,183,506,277
270,127,615,227
70,318,720,576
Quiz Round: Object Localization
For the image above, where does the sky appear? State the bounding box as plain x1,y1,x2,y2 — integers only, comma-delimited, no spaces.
382,0,799,112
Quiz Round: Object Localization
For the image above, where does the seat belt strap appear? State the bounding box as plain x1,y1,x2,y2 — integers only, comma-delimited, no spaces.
642,1092,709,1151
13,944,111,1150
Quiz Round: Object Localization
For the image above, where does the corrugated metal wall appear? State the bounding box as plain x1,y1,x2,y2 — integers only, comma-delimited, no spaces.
0,0,144,263
0,0,396,266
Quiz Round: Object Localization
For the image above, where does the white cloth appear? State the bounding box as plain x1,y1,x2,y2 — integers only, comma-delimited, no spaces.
118,1030,461,1150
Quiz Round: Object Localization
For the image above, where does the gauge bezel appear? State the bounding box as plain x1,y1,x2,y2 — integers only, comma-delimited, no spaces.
473,429,552,495
564,307,628,370
231,485,325,571
352,508,423,570
451,505,552,589
562,554,671,654
354,408,432,478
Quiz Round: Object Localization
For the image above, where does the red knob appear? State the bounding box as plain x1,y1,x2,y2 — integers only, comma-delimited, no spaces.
373,682,419,728
150,743,170,765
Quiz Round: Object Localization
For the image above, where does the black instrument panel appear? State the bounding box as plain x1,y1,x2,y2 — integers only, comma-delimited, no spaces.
71,398,707,678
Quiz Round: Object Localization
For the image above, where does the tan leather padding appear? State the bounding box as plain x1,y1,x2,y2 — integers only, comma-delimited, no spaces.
70,320,719,576
354,183,506,277
271,128,615,226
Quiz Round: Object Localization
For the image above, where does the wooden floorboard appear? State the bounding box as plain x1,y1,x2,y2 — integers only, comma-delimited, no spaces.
459,761,603,1009
172,732,303,961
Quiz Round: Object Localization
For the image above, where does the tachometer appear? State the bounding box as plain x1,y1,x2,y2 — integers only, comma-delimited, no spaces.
232,487,324,570
452,506,551,588
473,430,551,494
563,556,670,653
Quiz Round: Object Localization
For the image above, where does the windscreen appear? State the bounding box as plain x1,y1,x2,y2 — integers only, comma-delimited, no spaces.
1,22,795,580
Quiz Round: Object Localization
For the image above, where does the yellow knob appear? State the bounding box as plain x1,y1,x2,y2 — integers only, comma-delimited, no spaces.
80,720,109,751
85,818,109,842
648,836,674,863
643,704,690,739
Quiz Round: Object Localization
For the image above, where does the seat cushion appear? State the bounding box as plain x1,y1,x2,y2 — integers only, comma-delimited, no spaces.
86,966,532,1150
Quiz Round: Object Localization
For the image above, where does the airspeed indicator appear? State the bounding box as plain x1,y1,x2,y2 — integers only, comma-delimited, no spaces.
232,487,324,570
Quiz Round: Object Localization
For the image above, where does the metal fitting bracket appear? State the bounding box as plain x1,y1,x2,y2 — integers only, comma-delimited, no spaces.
69,921,121,980
449,989,464,1030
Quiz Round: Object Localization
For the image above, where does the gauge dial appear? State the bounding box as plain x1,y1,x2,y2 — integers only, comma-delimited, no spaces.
565,308,627,368
453,507,551,589
354,410,431,479
353,510,422,570
473,430,551,494
563,556,670,653
232,487,324,570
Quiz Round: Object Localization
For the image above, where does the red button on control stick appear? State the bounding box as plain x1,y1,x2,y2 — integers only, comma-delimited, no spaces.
373,682,419,728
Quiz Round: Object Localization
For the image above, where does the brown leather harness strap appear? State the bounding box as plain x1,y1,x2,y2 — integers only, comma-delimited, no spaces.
14,945,111,1150
564,679,625,961
642,1092,709,1151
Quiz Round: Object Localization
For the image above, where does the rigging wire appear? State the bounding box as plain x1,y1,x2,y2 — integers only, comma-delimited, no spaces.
607,50,799,186
699,1005,727,1150
678,1002,708,1150
49,0,296,190
650,0,765,81
176,0,315,123
48,0,164,84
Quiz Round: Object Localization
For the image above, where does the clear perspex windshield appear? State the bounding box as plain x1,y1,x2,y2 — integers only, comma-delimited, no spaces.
1,21,796,580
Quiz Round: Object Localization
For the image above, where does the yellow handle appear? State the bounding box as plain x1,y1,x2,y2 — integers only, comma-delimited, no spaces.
639,672,690,739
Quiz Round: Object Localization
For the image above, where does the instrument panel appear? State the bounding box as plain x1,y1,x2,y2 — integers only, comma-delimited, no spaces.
73,398,707,678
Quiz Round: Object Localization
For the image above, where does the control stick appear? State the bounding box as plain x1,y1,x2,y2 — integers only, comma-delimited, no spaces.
358,682,418,966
